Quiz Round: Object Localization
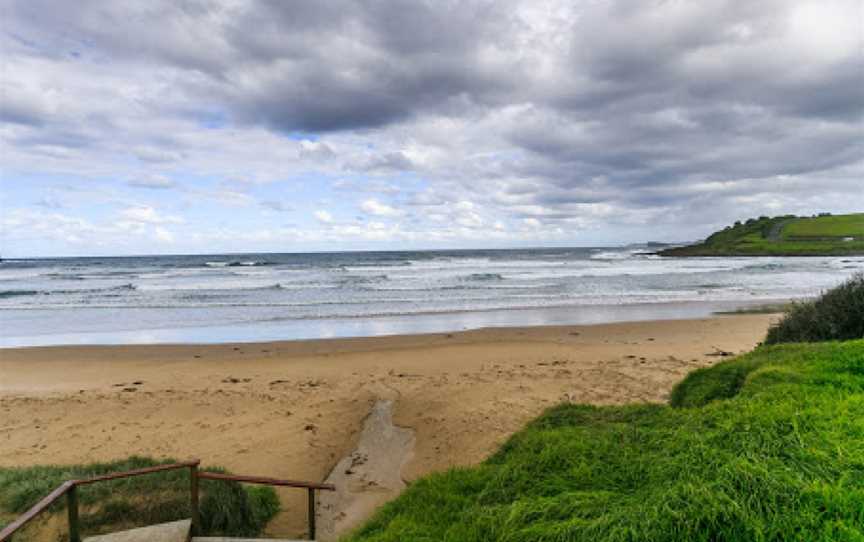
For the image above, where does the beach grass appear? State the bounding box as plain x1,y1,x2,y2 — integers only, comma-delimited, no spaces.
0,456,279,539
344,339,864,541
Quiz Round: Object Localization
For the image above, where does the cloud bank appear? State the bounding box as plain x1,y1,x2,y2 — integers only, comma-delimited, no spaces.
1,0,862,256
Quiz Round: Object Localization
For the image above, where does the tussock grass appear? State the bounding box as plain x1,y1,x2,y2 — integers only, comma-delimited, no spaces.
0,457,278,539
765,272,864,345
345,340,864,541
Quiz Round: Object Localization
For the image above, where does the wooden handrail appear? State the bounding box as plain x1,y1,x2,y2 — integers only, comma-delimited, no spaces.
0,460,333,542
0,481,74,541
197,471,336,491
0,461,200,542
197,470,334,540
74,460,200,486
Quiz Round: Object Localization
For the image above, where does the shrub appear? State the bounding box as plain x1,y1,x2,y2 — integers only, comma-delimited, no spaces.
765,272,864,344
199,478,281,537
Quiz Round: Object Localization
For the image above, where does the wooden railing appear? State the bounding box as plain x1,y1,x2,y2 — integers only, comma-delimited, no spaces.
0,459,335,542
0,480,78,542
197,471,335,539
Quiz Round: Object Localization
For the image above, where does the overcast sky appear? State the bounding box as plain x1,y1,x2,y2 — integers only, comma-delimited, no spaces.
1,0,862,257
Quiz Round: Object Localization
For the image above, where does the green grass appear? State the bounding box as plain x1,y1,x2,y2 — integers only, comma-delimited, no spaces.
0,457,279,540
659,213,864,256
782,214,864,239
344,340,864,542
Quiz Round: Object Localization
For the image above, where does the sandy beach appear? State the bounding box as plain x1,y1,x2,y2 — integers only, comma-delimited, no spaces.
0,314,777,539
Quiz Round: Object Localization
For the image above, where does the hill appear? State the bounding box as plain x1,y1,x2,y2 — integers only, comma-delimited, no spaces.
658,213,864,256
344,339,864,541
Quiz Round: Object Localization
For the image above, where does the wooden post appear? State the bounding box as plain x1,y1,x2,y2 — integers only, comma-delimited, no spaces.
67,484,81,542
190,464,200,536
307,488,316,540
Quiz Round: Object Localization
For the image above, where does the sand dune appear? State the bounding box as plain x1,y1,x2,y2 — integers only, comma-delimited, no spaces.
0,314,777,539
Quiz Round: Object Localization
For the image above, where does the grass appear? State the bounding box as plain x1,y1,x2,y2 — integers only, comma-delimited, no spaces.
782,214,864,239
344,340,864,541
659,213,864,256
765,273,864,345
0,457,279,540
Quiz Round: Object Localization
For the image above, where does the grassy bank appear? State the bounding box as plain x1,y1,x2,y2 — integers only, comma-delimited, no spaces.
765,273,864,345
659,213,864,256
0,457,278,540
345,340,864,541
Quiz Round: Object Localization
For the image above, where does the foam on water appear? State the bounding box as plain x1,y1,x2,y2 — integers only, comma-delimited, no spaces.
0,248,860,346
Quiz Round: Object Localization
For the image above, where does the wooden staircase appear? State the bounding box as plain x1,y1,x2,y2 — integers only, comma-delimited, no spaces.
81,519,307,542
0,461,335,542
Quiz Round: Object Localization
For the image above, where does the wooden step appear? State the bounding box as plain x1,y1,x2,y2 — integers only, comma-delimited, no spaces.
84,519,191,542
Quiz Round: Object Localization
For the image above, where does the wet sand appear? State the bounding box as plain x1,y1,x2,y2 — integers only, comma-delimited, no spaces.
0,314,777,539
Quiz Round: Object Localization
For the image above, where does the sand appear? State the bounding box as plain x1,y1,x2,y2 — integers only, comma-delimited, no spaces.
0,314,777,539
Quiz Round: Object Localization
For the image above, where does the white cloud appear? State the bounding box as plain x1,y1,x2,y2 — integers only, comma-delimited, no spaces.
455,210,484,228
360,199,404,217
1,207,187,254
154,227,175,242
298,140,335,159
314,210,334,223
119,206,184,225
213,190,255,206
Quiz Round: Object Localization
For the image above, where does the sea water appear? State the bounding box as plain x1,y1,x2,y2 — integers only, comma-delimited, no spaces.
1,247,862,347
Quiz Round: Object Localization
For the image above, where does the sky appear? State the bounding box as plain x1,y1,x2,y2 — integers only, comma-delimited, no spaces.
1,0,862,257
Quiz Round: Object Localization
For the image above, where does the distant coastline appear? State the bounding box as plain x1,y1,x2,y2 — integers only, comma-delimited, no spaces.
659,213,864,257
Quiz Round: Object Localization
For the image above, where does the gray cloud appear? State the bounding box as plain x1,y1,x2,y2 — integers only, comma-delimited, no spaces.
2,0,862,251
127,175,178,190
260,200,293,213
216,0,516,131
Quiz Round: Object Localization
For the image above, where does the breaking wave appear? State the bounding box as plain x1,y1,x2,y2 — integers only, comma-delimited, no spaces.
205,260,274,268
0,284,136,298
464,273,504,281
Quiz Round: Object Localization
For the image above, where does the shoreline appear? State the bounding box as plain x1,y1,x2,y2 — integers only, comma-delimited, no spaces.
0,314,779,539
0,297,791,349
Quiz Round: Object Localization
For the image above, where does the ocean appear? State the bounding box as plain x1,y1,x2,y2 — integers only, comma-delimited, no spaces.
1,247,862,347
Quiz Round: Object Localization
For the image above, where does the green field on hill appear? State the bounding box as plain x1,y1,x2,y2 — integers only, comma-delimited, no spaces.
781,214,864,240
659,213,864,256
345,339,864,541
